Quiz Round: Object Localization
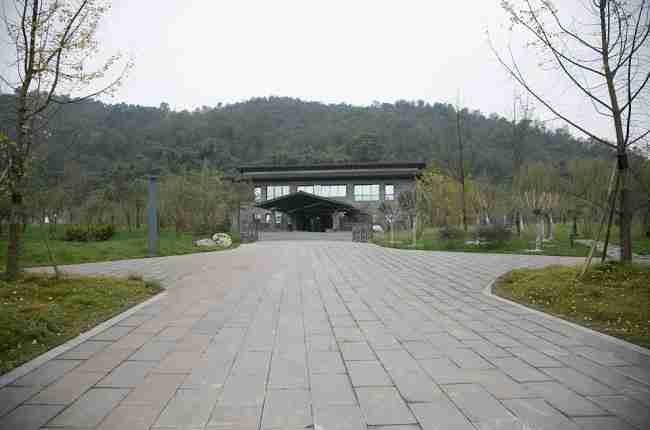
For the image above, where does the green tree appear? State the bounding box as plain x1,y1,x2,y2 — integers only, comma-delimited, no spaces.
0,0,131,279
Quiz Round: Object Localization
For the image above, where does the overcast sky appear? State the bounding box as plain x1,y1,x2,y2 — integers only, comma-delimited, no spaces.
3,0,637,141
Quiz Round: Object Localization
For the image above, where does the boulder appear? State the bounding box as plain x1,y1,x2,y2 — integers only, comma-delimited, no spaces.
212,233,232,248
194,238,217,247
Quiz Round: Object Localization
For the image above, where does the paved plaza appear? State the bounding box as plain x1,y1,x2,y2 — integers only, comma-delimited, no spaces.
1,242,649,429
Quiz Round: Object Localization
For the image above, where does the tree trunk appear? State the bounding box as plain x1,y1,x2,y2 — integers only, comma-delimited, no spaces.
5,192,23,280
535,213,543,251
618,165,633,262
643,200,650,239
456,109,468,232
514,210,521,237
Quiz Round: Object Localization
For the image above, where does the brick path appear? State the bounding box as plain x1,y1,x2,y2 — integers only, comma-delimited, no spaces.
1,242,649,429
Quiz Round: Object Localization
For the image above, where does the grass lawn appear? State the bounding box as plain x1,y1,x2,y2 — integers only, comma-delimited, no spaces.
374,224,594,257
0,225,239,269
0,273,162,375
494,262,650,349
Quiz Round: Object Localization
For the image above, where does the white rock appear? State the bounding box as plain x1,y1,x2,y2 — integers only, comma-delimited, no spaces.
195,238,217,247
211,233,232,248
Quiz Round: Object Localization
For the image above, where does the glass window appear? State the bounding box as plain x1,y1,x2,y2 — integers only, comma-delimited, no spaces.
275,212,282,224
267,185,290,200
298,185,346,197
385,184,395,201
254,187,262,202
354,184,380,201
315,185,347,198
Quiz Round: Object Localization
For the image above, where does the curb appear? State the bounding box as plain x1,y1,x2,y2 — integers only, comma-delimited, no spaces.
482,279,650,357
0,291,168,388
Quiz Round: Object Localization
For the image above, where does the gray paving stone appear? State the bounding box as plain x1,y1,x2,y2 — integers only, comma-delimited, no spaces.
587,395,650,429
12,359,82,387
261,389,312,429
47,388,129,428
347,360,392,386
0,404,64,430
28,370,105,405
313,405,366,430
308,334,338,351
0,385,40,418
444,384,515,423
340,342,375,361
58,340,111,360
334,326,365,342
356,386,416,425
490,357,551,382
506,347,563,367
572,416,638,430
182,360,231,389
16,239,646,429
391,370,444,403
92,325,133,341
116,313,154,327
523,381,605,416
154,387,220,428
502,398,582,430
218,373,266,406
402,341,442,359
309,351,346,374
569,346,631,366
95,404,161,430
461,340,512,358
376,348,421,373
446,348,494,369
207,405,262,429
542,367,617,395
310,373,357,407
269,357,308,389
409,399,475,430
444,370,529,401
613,365,650,385
97,360,157,388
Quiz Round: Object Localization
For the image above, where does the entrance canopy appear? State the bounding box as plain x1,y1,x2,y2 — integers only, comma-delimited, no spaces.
257,191,358,218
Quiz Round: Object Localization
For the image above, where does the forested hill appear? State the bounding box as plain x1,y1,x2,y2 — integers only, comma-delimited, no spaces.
1,95,607,183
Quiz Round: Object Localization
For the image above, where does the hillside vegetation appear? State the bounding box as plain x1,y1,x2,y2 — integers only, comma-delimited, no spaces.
0,95,608,184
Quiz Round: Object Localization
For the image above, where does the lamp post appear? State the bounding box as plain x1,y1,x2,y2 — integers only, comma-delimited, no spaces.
147,175,158,257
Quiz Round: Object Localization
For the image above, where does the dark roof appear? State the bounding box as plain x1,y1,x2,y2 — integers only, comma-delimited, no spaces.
257,191,358,216
239,161,425,182
239,161,426,173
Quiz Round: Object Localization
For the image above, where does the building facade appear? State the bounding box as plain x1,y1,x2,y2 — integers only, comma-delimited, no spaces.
238,161,425,232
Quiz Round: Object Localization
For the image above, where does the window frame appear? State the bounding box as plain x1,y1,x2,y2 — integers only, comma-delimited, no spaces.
384,184,395,201
266,185,290,200
354,184,380,201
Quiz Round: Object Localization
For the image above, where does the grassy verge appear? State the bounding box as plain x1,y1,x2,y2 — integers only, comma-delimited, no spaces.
0,273,162,375
374,224,594,257
494,263,650,349
0,225,239,268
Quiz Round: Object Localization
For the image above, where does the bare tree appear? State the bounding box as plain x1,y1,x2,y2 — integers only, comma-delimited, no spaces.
0,0,131,279
493,0,650,262
510,94,533,236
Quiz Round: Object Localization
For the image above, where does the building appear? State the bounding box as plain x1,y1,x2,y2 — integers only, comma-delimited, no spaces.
238,161,426,232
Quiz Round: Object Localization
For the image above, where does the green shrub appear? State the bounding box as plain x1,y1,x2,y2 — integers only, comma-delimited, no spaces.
474,224,512,244
437,226,466,241
89,224,115,241
63,225,89,242
63,224,115,242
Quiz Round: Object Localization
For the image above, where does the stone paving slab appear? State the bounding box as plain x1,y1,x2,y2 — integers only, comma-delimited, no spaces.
1,242,649,429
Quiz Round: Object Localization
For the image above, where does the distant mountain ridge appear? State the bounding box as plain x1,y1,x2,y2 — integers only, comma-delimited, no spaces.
0,94,608,184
